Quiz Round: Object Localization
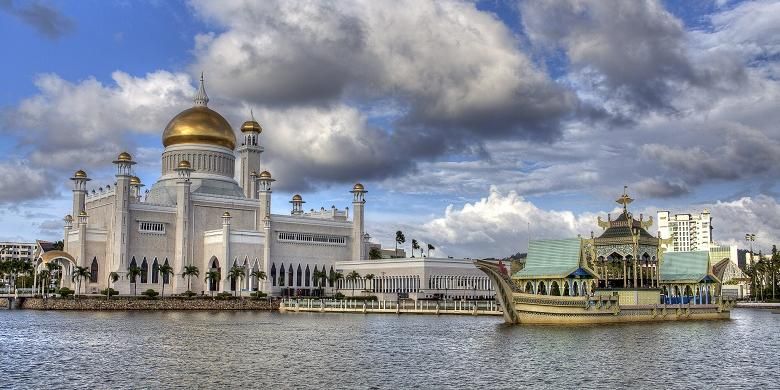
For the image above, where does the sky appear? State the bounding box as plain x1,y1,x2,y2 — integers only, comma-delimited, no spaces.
1,0,779,258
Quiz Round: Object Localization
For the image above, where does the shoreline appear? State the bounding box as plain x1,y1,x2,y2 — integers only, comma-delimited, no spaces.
1,297,279,311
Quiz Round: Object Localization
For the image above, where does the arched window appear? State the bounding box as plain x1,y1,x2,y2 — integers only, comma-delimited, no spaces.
296,264,302,287
163,259,170,284
90,257,98,283
129,257,138,283
140,258,149,283
151,258,159,284
304,265,311,287
278,263,285,286
271,263,277,287
288,264,294,287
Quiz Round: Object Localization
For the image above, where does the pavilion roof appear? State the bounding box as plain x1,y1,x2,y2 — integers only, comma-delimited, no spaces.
660,251,719,284
513,238,595,279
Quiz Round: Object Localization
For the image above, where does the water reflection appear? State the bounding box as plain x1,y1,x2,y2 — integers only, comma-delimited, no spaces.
0,309,777,389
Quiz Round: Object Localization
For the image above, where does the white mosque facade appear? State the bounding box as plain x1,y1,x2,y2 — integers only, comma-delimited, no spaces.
56,77,370,296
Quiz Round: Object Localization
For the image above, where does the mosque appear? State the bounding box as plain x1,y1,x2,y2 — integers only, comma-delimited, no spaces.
49,76,371,296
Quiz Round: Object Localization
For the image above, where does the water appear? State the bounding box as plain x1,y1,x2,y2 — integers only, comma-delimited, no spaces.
1,309,778,389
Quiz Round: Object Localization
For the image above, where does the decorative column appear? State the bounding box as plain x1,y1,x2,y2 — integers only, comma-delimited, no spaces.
220,211,232,292
257,171,275,227
174,160,193,293
110,152,135,275
77,211,88,268
70,170,90,218
63,215,73,252
290,194,304,215
237,112,264,199
350,183,367,261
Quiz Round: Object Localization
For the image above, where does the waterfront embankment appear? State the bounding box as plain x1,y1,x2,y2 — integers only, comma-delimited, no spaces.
2,297,278,311
280,298,502,316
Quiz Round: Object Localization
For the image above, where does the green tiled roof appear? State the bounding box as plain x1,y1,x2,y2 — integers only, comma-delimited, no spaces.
513,238,583,279
660,251,716,283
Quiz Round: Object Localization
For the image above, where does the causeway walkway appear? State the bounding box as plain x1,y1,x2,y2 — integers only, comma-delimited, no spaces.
280,299,502,316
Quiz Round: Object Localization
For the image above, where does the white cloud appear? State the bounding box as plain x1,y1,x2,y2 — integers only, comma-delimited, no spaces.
399,186,601,258
190,0,572,140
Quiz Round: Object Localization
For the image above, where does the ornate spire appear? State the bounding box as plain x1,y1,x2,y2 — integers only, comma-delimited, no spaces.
616,185,633,211
194,72,209,107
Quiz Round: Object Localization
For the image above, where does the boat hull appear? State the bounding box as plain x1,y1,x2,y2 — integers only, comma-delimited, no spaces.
473,260,733,325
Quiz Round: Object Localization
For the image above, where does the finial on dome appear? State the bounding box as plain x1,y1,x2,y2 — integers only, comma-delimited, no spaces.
251,109,255,121
194,72,209,107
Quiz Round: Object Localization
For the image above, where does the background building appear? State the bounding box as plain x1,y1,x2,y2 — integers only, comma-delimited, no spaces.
334,257,494,300
657,209,712,252
0,242,35,262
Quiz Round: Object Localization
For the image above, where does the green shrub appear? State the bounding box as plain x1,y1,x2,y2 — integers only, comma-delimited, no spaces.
334,292,345,299
181,290,197,298
58,287,74,298
216,292,234,300
140,289,159,299
101,288,119,296
251,291,267,299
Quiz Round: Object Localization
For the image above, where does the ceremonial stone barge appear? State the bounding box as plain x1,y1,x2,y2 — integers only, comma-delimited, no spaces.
475,190,734,325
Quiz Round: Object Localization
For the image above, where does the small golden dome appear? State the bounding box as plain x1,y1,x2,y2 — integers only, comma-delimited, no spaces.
177,160,192,169
78,211,88,217
222,211,231,217
250,171,258,177
129,176,141,185
74,170,87,178
117,152,132,162
162,106,236,150
352,183,365,192
241,119,262,133
292,194,303,201
259,170,272,179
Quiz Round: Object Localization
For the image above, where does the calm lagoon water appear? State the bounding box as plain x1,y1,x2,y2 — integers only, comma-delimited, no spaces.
1,308,778,389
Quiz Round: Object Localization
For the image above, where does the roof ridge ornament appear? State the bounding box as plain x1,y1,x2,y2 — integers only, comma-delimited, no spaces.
194,72,209,107
616,185,633,212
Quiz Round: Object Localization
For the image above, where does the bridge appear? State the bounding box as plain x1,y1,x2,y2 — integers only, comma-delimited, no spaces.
279,298,502,316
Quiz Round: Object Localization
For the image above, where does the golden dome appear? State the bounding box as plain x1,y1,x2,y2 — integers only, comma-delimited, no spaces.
129,176,141,185
222,211,231,217
78,211,88,217
162,106,236,150
352,183,365,192
292,194,303,201
259,170,272,179
177,160,192,169
241,119,262,133
117,152,132,162
73,170,87,178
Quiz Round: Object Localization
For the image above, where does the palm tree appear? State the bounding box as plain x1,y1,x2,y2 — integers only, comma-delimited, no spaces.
364,273,375,293
313,269,327,296
249,269,266,294
71,266,91,298
46,262,61,289
427,243,435,257
37,270,51,297
127,265,142,296
182,265,199,292
204,270,220,298
158,263,174,298
329,271,344,295
228,266,246,297
411,239,419,258
395,231,405,258
107,272,120,300
346,270,361,297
